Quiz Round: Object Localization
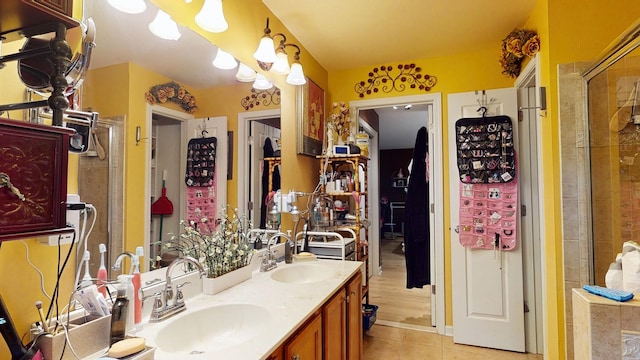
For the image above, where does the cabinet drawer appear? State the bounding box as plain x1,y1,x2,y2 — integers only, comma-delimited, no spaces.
0,118,74,241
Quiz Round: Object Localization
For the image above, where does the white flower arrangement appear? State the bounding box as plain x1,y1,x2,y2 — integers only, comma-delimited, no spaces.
166,206,254,278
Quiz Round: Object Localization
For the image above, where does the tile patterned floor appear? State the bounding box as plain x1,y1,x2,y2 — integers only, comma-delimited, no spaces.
363,325,543,360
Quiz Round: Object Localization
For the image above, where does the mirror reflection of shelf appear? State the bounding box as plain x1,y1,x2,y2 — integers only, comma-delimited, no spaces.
392,177,408,188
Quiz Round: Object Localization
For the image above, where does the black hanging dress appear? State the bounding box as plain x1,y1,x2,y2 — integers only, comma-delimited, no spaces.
404,126,431,288
259,138,280,228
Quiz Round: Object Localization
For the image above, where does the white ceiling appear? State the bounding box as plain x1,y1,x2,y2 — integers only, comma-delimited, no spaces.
263,0,536,71
84,0,237,89
85,0,536,150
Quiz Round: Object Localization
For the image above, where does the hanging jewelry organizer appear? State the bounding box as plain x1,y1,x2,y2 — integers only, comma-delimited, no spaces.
455,113,515,184
185,121,218,231
456,110,518,251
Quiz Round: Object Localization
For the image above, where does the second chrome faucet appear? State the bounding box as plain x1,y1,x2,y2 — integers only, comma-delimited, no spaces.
147,256,205,322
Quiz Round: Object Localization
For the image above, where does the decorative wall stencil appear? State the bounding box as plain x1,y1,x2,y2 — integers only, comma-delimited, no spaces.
241,87,281,110
354,64,437,98
145,81,198,113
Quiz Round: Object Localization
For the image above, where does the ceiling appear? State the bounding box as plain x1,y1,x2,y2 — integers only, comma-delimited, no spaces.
85,0,536,150
84,0,237,89
263,0,536,71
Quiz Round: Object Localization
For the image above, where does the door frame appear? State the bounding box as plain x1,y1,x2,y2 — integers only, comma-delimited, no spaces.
350,93,445,334
144,104,191,270
237,109,282,215
514,54,544,354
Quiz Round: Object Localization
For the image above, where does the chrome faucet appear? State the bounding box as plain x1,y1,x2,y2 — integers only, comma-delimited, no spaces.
112,251,135,273
261,233,287,272
149,256,205,322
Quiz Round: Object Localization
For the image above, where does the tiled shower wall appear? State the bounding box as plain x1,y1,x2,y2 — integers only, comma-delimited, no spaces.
558,62,591,360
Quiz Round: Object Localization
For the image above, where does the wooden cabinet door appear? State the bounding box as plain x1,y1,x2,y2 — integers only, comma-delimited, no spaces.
323,288,347,359
0,118,74,241
266,343,284,360
285,312,322,360
347,272,363,360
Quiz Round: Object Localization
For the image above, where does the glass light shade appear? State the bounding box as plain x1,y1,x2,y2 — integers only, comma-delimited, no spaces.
253,74,273,90
272,51,291,75
212,49,237,70
148,10,181,40
235,63,257,82
195,0,228,33
286,62,306,85
253,37,278,63
107,0,146,14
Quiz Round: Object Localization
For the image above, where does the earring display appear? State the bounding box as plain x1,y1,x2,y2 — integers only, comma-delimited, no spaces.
458,181,518,250
185,136,218,229
455,115,515,184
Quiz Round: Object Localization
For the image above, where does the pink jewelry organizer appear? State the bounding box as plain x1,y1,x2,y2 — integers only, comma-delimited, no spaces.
185,136,218,230
458,181,518,250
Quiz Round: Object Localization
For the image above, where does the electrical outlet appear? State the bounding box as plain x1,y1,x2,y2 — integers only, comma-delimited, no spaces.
39,194,81,246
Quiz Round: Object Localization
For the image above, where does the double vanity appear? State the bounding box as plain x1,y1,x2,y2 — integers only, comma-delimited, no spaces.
136,259,364,359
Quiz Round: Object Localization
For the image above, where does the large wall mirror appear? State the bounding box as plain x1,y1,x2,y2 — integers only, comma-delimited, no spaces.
80,0,280,277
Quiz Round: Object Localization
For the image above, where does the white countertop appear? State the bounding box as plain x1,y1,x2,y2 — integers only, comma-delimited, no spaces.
135,259,363,359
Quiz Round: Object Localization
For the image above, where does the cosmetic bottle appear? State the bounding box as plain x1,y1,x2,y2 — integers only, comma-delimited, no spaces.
117,275,135,335
110,287,129,345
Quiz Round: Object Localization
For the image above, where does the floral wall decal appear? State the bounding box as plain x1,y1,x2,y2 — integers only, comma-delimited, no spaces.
240,87,281,110
499,28,540,78
145,81,198,113
354,64,437,98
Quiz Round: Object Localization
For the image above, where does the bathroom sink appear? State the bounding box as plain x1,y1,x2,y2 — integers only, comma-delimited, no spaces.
271,264,335,284
152,304,272,355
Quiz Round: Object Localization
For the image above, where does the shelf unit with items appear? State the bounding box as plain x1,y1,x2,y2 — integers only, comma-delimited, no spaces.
316,155,370,302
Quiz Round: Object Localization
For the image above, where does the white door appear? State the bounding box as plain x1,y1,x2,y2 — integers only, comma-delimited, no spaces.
448,88,525,352
187,117,228,209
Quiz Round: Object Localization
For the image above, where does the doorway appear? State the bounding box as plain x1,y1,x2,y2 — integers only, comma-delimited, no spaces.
351,93,445,335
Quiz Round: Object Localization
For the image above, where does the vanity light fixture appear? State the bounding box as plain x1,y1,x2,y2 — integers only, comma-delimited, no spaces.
195,0,228,33
212,48,237,70
107,0,146,14
254,18,307,85
235,63,257,82
148,10,182,40
253,74,274,90
285,48,306,86
253,18,279,71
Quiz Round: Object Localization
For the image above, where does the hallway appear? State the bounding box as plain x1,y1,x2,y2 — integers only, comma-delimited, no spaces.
362,325,542,359
368,236,431,330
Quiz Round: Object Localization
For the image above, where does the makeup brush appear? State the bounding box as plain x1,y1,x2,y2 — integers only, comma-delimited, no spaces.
35,301,50,333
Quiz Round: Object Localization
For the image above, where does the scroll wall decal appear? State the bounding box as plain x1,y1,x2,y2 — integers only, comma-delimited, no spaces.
354,64,437,98
145,81,198,113
241,87,281,110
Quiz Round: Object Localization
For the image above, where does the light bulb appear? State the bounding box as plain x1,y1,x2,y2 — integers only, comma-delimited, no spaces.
195,0,228,33
272,50,291,75
148,10,181,40
212,49,237,70
235,63,257,82
253,74,273,90
286,62,306,85
107,0,146,14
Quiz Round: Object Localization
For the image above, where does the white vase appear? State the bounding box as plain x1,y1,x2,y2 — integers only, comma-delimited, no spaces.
202,266,253,295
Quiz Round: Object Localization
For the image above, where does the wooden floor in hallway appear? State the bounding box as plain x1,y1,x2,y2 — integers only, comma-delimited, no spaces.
363,325,543,360
368,235,431,330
